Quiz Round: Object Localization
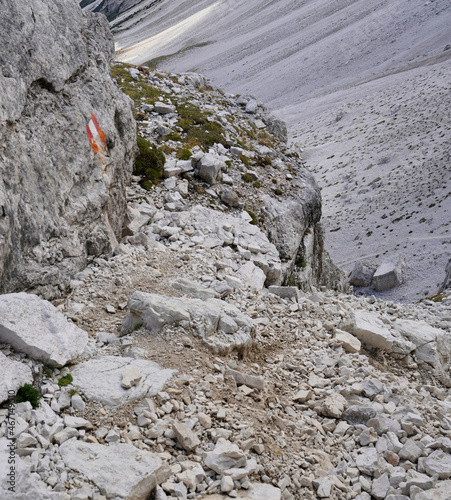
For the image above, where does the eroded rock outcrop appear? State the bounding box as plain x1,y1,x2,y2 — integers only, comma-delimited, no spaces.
0,0,135,299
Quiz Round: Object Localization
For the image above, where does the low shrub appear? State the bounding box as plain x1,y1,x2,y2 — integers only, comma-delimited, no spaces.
16,384,40,408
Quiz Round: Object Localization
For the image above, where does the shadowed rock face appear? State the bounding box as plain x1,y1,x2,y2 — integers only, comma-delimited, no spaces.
0,0,136,299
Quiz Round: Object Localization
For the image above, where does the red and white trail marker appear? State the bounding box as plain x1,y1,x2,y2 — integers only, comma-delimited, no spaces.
86,113,106,154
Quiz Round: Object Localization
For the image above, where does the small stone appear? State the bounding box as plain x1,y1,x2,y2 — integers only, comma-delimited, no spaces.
121,365,142,389
423,450,451,479
335,329,361,353
172,422,200,452
398,440,423,462
371,473,390,500
293,390,311,403
317,477,334,497
221,476,234,493
322,393,347,418
71,394,85,412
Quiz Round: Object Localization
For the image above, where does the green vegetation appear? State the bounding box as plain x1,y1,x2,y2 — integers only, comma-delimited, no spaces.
134,136,166,188
240,154,250,167
296,256,307,268
165,132,183,142
177,103,226,150
176,148,192,160
287,274,298,287
255,155,272,167
241,173,254,183
274,188,283,196
58,374,73,387
16,384,40,408
110,64,161,111
245,209,258,225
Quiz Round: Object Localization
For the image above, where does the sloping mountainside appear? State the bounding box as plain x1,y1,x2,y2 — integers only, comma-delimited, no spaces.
0,58,451,500
0,0,136,299
83,0,451,302
80,0,143,21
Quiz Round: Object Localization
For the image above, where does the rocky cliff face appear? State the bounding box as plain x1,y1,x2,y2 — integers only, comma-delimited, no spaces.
0,0,136,299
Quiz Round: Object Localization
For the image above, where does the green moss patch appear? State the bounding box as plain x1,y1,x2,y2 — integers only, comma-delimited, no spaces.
135,136,166,187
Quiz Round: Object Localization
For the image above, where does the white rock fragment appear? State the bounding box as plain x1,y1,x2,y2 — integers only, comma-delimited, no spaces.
122,365,143,389
349,310,396,351
0,293,88,367
71,356,175,406
60,440,170,499
0,351,33,404
335,329,361,353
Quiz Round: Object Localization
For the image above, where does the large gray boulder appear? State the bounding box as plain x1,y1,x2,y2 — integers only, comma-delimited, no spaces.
121,291,255,354
262,185,347,292
373,258,406,292
60,440,170,499
195,153,226,185
349,261,376,287
0,293,88,367
0,0,135,299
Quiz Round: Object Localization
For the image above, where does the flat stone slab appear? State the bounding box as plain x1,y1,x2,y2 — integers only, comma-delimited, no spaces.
204,483,281,499
70,356,176,406
0,351,33,404
0,293,88,367
60,440,170,500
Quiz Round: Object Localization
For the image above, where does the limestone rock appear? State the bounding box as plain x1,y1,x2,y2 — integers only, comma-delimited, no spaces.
0,351,33,404
204,483,281,499
413,480,451,500
154,102,176,114
70,356,175,406
349,310,396,351
224,368,265,390
170,278,219,300
322,392,347,418
373,258,406,291
335,329,361,353
394,319,445,366
204,439,247,474
172,422,200,452
196,154,225,185
0,0,135,299
349,261,376,287
121,291,255,355
422,450,451,479
60,440,170,499
0,293,88,367
221,190,241,207
122,365,143,389
237,261,266,291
